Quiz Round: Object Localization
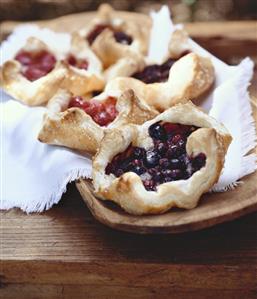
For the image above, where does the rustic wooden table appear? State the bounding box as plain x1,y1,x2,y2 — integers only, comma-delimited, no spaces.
1,19,257,299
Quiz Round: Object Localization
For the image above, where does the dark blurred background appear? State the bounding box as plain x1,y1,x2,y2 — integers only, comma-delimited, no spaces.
0,0,256,22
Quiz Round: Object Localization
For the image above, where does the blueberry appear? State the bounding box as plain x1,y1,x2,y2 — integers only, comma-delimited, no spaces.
116,168,124,177
148,168,158,176
144,149,160,168
105,163,114,175
133,147,145,159
159,158,170,169
114,31,133,45
153,171,162,183
161,169,173,177
171,134,183,145
120,159,131,171
170,169,182,180
170,158,181,169
177,139,186,149
156,142,167,154
132,166,145,175
167,145,182,158
192,153,206,171
148,122,166,140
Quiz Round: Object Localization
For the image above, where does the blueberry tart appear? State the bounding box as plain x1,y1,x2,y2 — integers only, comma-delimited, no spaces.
92,102,232,215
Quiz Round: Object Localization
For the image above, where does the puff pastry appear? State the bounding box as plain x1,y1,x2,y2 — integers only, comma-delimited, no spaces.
62,33,105,95
79,4,147,81
0,37,68,106
38,88,158,153
92,102,232,215
104,52,214,111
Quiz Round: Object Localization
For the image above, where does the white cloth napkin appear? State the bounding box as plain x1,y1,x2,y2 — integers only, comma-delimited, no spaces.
1,8,256,213
1,93,91,212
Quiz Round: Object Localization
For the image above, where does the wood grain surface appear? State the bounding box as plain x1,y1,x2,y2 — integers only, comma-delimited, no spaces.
0,11,257,299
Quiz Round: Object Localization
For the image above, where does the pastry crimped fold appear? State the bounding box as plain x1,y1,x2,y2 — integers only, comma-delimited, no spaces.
0,35,105,106
104,52,214,111
62,33,105,95
79,4,148,81
92,102,232,215
0,37,68,106
38,89,158,154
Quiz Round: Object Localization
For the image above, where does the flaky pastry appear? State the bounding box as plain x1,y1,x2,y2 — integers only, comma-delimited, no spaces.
0,37,68,106
38,88,158,153
104,52,214,111
62,33,105,95
93,102,232,215
79,4,147,81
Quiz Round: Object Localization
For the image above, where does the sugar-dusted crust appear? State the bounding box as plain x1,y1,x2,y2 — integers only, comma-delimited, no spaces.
62,33,105,95
92,102,232,215
0,37,68,106
38,89,158,153
104,52,215,111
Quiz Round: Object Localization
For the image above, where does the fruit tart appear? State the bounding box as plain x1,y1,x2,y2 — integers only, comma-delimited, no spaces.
0,37,67,106
92,102,232,215
79,4,148,81
105,52,214,112
38,88,158,153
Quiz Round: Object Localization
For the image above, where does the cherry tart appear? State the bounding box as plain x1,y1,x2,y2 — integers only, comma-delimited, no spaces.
38,88,158,153
0,35,105,106
104,52,214,112
92,102,232,215
79,4,148,81
0,37,67,106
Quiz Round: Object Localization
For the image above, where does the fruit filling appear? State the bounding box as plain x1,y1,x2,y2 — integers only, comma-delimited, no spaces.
86,24,133,45
15,50,56,81
66,54,89,70
69,96,118,126
105,122,206,191
132,52,189,84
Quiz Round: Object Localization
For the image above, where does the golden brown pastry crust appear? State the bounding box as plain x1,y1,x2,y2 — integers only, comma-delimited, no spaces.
62,33,105,95
92,102,232,215
104,53,214,112
38,88,158,153
78,4,147,80
0,37,68,106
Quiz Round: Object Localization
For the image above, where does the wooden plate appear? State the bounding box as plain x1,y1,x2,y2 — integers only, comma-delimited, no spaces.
76,98,257,234
76,170,257,234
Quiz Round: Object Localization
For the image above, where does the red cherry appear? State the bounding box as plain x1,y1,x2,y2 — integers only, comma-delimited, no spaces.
78,59,89,70
15,51,33,65
163,123,180,135
68,96,84,108
22,67,47,81
67,54,77,66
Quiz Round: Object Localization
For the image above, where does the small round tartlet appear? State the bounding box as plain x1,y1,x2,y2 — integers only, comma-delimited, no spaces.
92,102,232,215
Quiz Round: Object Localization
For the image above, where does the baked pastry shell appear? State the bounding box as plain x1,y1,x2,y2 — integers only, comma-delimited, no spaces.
104,52,214,112
93,102,232,215
38,89,158,153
